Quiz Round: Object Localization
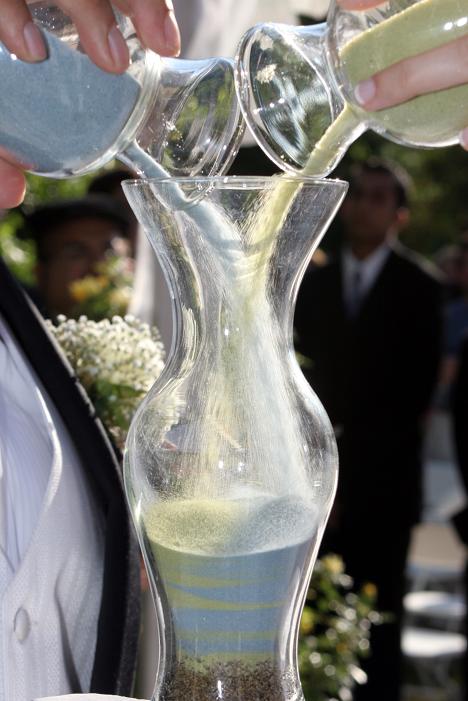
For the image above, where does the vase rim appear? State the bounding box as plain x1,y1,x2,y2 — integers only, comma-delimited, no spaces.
122,175,348,190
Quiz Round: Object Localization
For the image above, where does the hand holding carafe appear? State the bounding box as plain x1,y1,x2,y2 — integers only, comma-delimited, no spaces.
0,0,243,205
237,0,468,174
0,0,180,207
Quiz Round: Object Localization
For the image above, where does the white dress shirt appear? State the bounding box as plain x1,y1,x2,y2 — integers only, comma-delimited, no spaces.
0,316,104,701
0,318,52,574
342,243,392,315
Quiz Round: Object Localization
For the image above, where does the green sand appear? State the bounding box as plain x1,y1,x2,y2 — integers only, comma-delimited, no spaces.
306,0,468,175
145,498,247,555
145,494,316,556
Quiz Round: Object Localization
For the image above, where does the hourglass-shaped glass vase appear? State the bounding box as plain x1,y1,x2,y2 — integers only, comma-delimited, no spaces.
123,176,347,700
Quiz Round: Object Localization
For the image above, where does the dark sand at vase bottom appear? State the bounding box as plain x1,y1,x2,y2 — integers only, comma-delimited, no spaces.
160,659,297,700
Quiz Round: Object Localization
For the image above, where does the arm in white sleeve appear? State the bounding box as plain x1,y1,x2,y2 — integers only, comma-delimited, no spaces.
173,0,298,58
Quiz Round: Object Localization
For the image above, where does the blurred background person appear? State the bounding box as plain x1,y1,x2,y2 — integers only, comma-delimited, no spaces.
452,334,468,701
432,237,468,425
294,158,443,701
434,243,463,300
19,195,132,318
443,239,468,380
424,239,468,522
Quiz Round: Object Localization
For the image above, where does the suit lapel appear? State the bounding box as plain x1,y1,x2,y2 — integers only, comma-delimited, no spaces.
0,257,110,499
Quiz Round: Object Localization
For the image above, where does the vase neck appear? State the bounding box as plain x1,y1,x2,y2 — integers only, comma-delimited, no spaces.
124,179,347,370
156,180,344,357
125,179,340,501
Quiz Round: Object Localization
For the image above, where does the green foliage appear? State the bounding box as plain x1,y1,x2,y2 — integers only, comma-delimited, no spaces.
299,555,381,701
0,209,36,284
91,378,142,436
23,171,94,206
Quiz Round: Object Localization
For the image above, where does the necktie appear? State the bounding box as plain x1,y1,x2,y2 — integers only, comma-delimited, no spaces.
347,267,363,319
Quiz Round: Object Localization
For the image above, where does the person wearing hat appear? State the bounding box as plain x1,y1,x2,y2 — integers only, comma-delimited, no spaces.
20,195,132,318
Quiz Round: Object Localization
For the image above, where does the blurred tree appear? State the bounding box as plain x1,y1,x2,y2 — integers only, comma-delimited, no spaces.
22,171,94,206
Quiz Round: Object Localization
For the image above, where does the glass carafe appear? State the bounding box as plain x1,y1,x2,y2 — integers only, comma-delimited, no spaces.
236,0,468,174
0,2,244,178
123,175,347,700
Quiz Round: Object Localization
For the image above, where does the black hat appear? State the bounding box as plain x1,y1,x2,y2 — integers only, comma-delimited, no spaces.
18,194,132,241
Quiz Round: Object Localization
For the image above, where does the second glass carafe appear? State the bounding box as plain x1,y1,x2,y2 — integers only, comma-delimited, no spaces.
236,0,468,174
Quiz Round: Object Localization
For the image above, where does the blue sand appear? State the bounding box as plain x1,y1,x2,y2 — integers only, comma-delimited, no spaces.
0,29,141,173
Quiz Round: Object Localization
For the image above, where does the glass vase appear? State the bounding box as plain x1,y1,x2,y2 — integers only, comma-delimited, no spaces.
123,175,348,700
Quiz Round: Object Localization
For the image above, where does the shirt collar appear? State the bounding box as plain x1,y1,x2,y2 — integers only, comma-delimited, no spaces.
342,241,392,302
343,241,392,273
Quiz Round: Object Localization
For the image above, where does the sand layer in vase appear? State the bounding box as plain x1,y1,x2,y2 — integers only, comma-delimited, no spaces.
144,495,317,660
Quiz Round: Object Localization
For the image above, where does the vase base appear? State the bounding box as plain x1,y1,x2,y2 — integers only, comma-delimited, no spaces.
155,658,305,700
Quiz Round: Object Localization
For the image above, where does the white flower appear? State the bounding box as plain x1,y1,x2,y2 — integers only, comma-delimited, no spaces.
46,315,170,449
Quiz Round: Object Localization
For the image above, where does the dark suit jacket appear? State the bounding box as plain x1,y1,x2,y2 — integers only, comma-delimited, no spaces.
0,258,140,694
452,337,468,544
295,243,443,527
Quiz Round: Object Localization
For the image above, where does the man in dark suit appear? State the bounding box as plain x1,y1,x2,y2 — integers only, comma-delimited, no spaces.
452,337,468,701
295,159,443,701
